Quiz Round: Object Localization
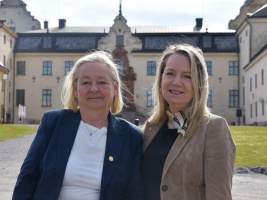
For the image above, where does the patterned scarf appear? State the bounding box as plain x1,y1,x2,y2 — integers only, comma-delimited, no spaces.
167,110,188,136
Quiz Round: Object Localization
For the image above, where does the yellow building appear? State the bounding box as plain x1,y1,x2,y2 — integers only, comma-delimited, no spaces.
0,21,17,123
1,0,267,126
13,14,240,125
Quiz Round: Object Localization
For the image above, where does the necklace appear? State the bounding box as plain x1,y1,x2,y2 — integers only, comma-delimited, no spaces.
83,121,99,140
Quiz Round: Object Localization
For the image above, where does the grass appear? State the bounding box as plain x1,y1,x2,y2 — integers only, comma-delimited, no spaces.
0,125,266,167
230,126,267,167
0,124,38,142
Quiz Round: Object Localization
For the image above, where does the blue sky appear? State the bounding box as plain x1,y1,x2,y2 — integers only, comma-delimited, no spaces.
23,0,246,29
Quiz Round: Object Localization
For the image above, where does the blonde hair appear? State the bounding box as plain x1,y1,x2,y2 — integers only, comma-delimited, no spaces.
147,44,210,140
61,51,124,115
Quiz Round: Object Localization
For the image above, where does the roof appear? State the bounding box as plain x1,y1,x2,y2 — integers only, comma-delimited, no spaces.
15,25,238,53
22,25,235,34
0,64,10,73
249,4,267,18
14,32,108,53
243,43,267,70
23,26,110,34
130,26,235,34
133,32,238,53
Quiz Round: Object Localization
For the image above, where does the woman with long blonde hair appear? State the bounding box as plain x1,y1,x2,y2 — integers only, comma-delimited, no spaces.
142,44,236,200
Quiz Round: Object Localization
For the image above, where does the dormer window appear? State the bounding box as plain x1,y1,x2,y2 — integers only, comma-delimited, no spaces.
203,36,212,48
43,36,52,48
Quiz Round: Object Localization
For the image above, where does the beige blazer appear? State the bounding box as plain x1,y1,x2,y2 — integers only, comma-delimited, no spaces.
143,113,236,200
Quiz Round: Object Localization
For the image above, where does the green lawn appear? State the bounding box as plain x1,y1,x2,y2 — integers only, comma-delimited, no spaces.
0,125,266,167
230,126,267,167
0,124,38,142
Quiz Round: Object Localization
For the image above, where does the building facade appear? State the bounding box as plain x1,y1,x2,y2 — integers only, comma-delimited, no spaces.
0,21,17,123
229,0,267,29
13,14,240,125
237,4,267,125
1,0,267,126
0,0,40,32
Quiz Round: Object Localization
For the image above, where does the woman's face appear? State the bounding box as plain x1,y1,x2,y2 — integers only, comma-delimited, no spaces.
74,61,118,114
161,53,194,113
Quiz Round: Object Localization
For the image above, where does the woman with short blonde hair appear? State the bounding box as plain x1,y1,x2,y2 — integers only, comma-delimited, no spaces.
13,51,145,200
61,51,124,115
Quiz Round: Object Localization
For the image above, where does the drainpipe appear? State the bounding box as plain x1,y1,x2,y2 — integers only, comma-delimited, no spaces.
238,44,241,125
12,53,16,124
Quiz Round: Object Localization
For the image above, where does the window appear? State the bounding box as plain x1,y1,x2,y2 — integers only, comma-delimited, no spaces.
250,77,252,91
262,69,264,85
42,89,52,106
43,37,52,48
261,101,265,116
116,61,124,74
207,90,212,107
1,78,4,91
147,61,156,75
255,74,257,89
116,35,124,46
16,90,25,106
9,27,15,32
147,90,154,107
239,36,242,44
206,61,212,75
250,104,253,118
17,61,25,75
229,90,239,107
4,35,6,44
65,61,74,75
203,36,212,48
229,61,239,75
3,55,6,66
255,102,258,117
9,58,12,69
1,105,3,118
243,87,245,106
43,61,52,75
10,39,12,48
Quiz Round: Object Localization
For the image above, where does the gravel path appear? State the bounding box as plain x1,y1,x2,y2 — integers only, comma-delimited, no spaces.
0,132,36,200
1,132,267,200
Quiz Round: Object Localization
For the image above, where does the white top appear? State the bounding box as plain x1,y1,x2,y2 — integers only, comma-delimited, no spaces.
58,121,107,200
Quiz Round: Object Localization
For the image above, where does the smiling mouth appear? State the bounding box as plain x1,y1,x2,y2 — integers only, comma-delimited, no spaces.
170,90,183,94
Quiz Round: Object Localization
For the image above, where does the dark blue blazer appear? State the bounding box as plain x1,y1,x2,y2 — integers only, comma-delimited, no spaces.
12,109,145,200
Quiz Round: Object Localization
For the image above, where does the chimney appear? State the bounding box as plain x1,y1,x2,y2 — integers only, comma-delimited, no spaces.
196,18,203,28
44,20,48,29
59,19,66,29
